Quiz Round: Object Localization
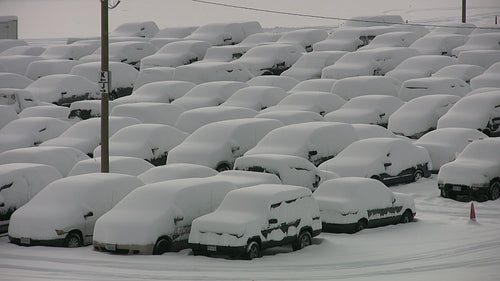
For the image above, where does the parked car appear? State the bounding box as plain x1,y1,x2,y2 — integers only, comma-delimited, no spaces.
470,61,500,89
388,94,460,139
246,75,299,91
221,86,287,111
110,21,160,38
0,72,33,88
80,41,157,69
261,91,346,116
25,59,81,80
330,76,401,100
0,55,44,75
115,80,195,104
0,117,70,153
318,138,432,186
8,173,144,248
68,156,154,177
437,90,500,137
451,33,500,57
313,25,401,51
172,60,254,84
0,146,90,177
40,44,95,60
68,100,117,121
324,95,403,127
255,110,324,125
110,102,184,126
167,118,283,171
277,28,328,52
0,163,62,232
210,170,282,188
414,128,488,172
409,33,468,56
432,64,485,84
398,77,471,101
171,81,248,110
245,122,358,166
290,78,337,93
93,178,237,255
139,40,211,69
457,49,500,69
0,105,18,129
174,106,258,133
358,31,421,50
137,163,218,184
184,21,262,46
189,184,322,259
18,105,69,119
0,89,40,113
314,177,416,233
0,45,45,56
281,51,347,81
234,153,338,191
385,55,457,82
132,66,175,90
438,138,500,201
93,124,188,166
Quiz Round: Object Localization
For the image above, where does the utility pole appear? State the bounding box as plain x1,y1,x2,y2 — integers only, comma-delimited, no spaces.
100,0,110,173
462,0,466,23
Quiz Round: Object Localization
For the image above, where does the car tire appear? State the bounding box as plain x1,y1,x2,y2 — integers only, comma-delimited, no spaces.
440,188,449,198
400,210,414,223
292,231,312,251
489,181,500,201
354,219,367,233
245,241,260,260
413,169,424,182
216,163,231,172
64,232,82,248
153,237,171,255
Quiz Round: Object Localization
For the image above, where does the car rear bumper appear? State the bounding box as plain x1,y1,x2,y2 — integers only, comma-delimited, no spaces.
439,183,489,198
189,243,246,258
9,236,65,247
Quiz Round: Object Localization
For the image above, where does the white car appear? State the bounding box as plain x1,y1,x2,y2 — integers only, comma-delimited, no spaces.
110,102,184,126
358,31,421,50
0,72,33,88
8,173,144,247
93,178,237,255
25,59,81,80
385,55,457,83
221,86,287,111
0,89,40,113
470,61,500,89
137,163,218,184
246,75,299,91
290,78,337,93
432,64,485,84
255,110,324,125
281,51,347,81
261,91,346,116
409,33,468,56
139,40,211,69
330,76,401,100
114,80,195,105
438,138,500,201
398,77,471,101
68,156,155,177
314,177,416,233
451,33,500,57
185,22,262,46
277,28,328,52
172,61,254,84
313,25,401,51
189,184,322,259
174,106,258,133
79,41,157,69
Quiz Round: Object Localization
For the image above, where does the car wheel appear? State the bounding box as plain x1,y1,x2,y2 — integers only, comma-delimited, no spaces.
64,232,82,248
440,188,449,198
216,163,231,172
413,169,424,182
245,241,260,260
400,210,414,223
354,219,367,233
292,231,312,251
489,181,500,200
153,237,171,255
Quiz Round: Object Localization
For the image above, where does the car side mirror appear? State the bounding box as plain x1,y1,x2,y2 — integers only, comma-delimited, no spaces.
84,211,94,218
308,150,318,157
384,162,392,168
268,218,278,224
231,146,240,153
174,216,184,224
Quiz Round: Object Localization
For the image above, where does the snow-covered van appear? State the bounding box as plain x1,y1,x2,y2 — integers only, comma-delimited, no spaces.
189,184,322,259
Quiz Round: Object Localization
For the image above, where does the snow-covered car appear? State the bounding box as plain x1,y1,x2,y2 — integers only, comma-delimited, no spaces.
451,33,500,57
40,44,95,60
255,110,324,125
313,25,401,51
281,51,347,81
324,95,403,127
93,178,237,255
261,91,346,116
110,21,160,38
220,86,287,111
210,170,282,188
184,21,262,46
93,124,188,166
115,80,195,105
0,89,40,113
0,55,44,75
437,90,500,137
385,55,457,82
171,81,248,110
68,100,117,121
318,138,432,186
470,61,500,89
0,39,28,53
40,116,141,156
188,184,322,259
397,77,471,101
137,163,218,184
351,123,400,140
172,61,254,84
24,74,99,106
0,72,33,88
202,44,256,62
132,66,175,90
174,106,258,133
414,128,488,172
277,28,328,52
432,64,485,84
330,76,401,100
8,173,144,248
314,177,416,233
0,105,18,129
358,31,421,50
167,118,283,171
0,45,45,56
438,138,500,201
245,122,358,166
290,78,337,93
0,117,70,153
246,75,299,91
139,40,211,69
231,43,304,76
409,33,468,56
0,163,62,232
18,105,69,119
457,49,500,69
234,153,338,191
110,102,184,126
68,156,154,177
70,61,139,99
0,146,89,177
388,94,460,139
79,41,157,69
25,59,81,80
321,47,418,79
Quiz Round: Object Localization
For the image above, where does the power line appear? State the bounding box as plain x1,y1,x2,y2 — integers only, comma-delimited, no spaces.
192,0,498,30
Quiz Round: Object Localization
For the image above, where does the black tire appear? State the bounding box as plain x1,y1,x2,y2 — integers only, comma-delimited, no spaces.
413,169,424,182
216,163,231,172
292,231,312,251
153,237,171,255
489,181,500,200
245,241,260,260
440,188,449,198
354,219,367,233
64,232,82,248
400,210,414,223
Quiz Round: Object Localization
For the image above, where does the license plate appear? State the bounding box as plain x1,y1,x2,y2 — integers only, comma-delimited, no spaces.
452,186,462,191
207,245,217,252
20,237,30,245
105,244,116,251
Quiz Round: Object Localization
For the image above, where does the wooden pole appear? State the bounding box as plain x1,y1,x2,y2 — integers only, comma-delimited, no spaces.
100,0,109,173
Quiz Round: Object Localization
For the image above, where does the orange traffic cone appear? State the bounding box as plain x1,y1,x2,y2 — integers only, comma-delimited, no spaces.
470,202,476,221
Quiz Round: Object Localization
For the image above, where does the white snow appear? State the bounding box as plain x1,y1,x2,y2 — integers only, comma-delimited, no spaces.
68,156,155,177
330,76,401,100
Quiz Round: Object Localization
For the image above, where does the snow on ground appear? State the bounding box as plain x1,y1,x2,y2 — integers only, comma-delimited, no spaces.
1,176,499,281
